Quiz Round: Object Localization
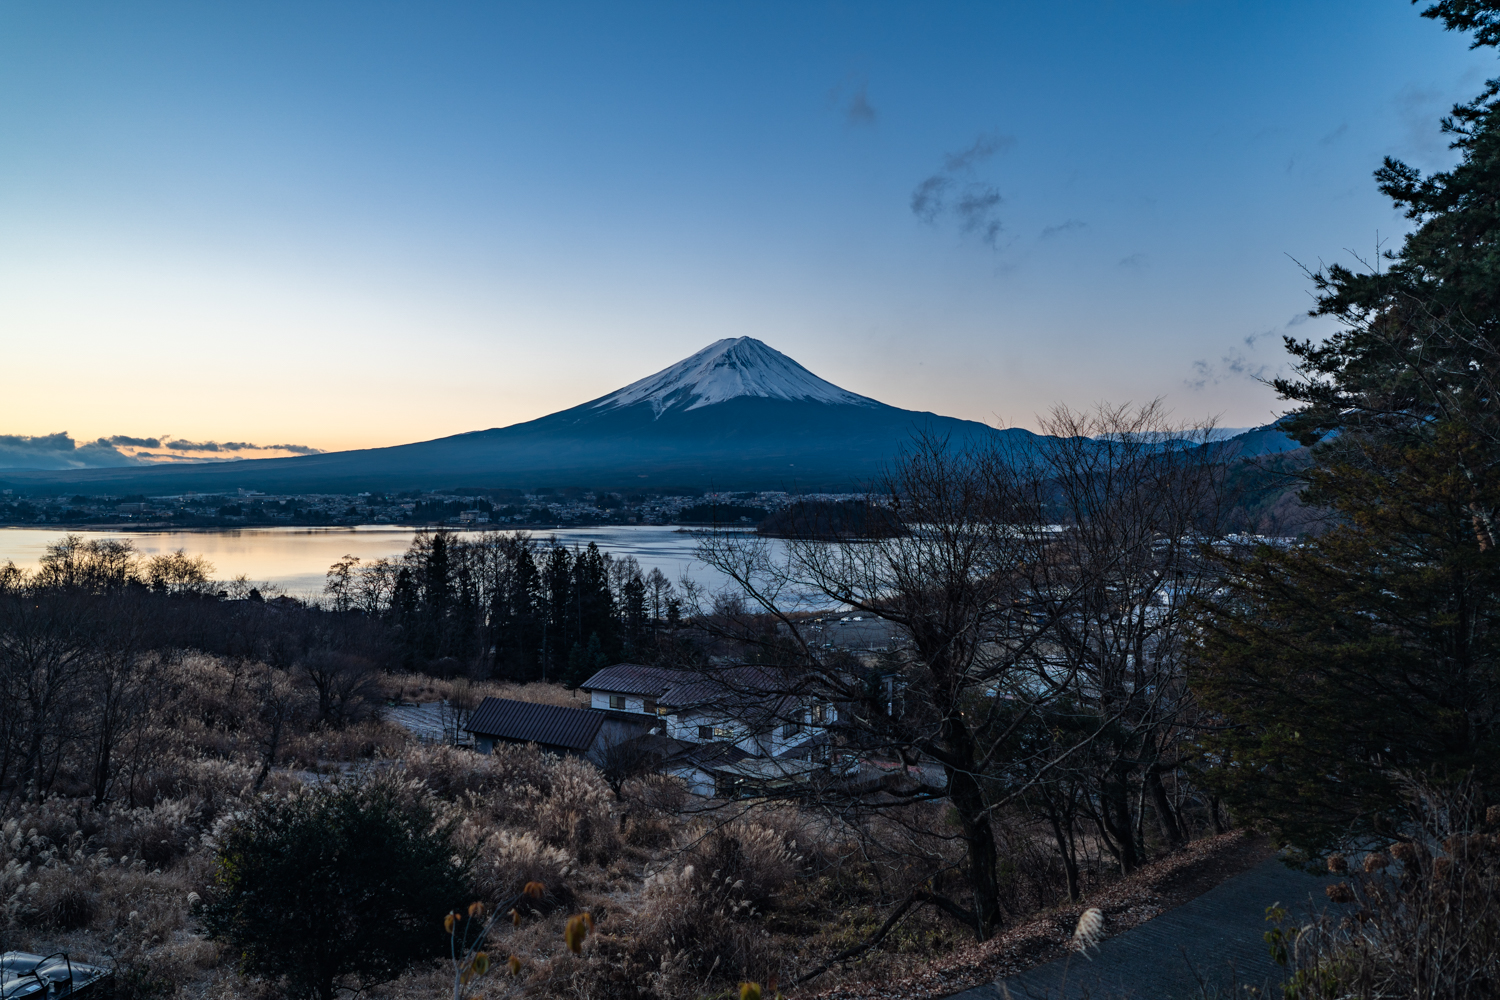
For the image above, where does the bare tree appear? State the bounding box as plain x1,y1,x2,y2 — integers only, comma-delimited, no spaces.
692,435,1085,940
253,667,304,791
690,410,1233,946
1006,403,1234,872
300,650,380,728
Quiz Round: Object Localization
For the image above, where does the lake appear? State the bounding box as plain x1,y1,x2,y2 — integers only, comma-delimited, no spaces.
0,524,787,601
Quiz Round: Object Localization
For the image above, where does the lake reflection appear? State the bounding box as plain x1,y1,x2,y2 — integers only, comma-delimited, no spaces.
0,524,779,600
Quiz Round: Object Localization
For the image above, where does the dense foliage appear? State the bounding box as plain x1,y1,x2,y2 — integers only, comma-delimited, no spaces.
326,531,681,685
201,776,473,1000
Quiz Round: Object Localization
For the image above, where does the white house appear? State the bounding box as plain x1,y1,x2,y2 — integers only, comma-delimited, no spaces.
579,662,840,764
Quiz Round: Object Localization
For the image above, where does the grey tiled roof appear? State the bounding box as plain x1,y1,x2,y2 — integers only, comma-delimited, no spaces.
581,663,797,717
578,663,685,697
464,697,604,752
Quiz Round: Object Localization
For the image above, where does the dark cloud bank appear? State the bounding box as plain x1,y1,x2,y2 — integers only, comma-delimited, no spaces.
0,433,323,471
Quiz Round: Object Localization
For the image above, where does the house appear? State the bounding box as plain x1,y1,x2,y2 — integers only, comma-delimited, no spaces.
656,740,827,798
579,662,841,765
465,697,639,759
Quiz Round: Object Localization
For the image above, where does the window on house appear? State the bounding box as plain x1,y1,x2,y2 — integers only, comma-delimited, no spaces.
781,721,802,738
713,725,732,738
609,695,625,710
643,698,656,714
698,725,713,740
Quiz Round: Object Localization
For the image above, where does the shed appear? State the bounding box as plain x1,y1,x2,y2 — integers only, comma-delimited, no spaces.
465,698,606,757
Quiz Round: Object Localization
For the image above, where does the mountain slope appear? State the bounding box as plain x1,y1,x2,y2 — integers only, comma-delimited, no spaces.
1,339,1020,493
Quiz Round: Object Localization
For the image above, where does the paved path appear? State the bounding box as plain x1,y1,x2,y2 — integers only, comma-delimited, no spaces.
948,858,1333,1000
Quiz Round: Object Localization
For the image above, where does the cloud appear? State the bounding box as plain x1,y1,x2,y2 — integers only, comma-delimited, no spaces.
1040,219,1087,240
1118,253,1148,269
1319,123,1349,145
1185,353,1272,391
910,176,950,223
955,184,1003,247
0,433,140,470
844,82,877,126
1189,315,1300,390
0,433,323,469
943,131,1015,172
828,75,878,127
910,130,1015,250
161,438,322,455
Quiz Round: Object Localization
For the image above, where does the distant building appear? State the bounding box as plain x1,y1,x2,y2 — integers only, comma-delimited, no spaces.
463,697,648,759
578,662,838,762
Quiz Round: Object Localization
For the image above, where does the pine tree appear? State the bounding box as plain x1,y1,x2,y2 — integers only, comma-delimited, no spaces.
1195,1,1500,853
539,545,574,681
621,574,647,658
572,543,618,662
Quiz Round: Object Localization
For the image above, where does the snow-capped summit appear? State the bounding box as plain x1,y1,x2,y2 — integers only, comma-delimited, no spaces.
590,337,878,417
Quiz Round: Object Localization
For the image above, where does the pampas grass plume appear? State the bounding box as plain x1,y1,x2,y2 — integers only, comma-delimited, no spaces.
1072,907,1104,954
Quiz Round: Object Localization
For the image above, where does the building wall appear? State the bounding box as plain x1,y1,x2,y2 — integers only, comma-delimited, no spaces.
588,691,659,716
662,707,824,758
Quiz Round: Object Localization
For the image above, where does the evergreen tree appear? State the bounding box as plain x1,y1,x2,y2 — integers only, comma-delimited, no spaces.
491,536,544,682
422,531,452,662
1195,1,1500,852
563,631,608,689
621,573,647,658
572,543,618,662
389,567,421,670
539,545,574,682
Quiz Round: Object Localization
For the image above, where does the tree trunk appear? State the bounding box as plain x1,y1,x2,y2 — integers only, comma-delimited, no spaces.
1045,806,1081,903
1147,767,1186,847
947,764,1003,939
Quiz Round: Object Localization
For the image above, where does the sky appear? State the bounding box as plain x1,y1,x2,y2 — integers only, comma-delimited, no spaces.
0,1,1490,460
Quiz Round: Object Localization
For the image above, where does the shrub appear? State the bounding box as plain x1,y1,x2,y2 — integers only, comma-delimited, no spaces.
200,774,474,1000
1277,783,1500,999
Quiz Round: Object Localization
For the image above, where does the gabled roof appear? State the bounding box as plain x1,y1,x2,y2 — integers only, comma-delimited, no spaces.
581,663,798,718
464,697,604,752
578,663,684,697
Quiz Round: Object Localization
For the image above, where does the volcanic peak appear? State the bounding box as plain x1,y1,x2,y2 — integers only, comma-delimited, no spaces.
589,337,878,417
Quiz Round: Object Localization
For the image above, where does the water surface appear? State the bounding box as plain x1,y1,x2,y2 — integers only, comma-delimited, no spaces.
0,524,774,600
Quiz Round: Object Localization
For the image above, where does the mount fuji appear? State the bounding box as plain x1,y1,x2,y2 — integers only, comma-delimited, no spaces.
0,339,1023,493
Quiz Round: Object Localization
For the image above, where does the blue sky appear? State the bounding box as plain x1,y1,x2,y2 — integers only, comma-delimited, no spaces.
0,1,1488,453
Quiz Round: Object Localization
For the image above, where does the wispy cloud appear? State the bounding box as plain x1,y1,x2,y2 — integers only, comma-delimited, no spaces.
844,82,877,126
1319,123,1349,145
1187,311,1306,390
911,130,1015,250
159,438,322,455
1185,354,1272,391
1040,219,1087,240
1117,252,1148,270
943,131,1015,172
910,176,950,223
829,75,878,127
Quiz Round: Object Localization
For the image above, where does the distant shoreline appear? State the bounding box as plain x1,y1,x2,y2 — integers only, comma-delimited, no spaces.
0,522,675,534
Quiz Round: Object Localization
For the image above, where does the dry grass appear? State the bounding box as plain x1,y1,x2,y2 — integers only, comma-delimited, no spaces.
0,651,1255,1000
379,672,589,709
